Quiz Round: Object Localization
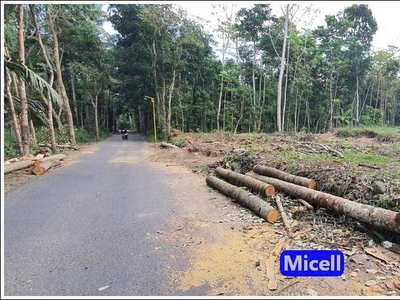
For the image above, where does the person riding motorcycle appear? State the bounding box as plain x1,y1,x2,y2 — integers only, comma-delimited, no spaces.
121,128,128,140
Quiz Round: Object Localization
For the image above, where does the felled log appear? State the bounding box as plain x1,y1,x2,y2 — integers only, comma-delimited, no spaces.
254,165,317,189
33,154,66,167
246,172,400,234
160,142,180,149
215,167,275,197
206,175,278,223
4,160,34,174
32,159,61,175
38,143,79,150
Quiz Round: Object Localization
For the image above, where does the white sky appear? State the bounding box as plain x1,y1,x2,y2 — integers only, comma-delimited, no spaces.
103,1,400,52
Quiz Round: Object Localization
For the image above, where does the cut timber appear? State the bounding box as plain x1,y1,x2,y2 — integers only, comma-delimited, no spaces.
33,154,66,167
160,142,179,149
32,159,61,175
206,175,279,223
39,143,79,150
4,160,34,174
254,165,317,189
246,172,400,234
215,167,275,197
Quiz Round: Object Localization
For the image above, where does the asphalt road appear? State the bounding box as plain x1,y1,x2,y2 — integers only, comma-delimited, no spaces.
4,133,194,296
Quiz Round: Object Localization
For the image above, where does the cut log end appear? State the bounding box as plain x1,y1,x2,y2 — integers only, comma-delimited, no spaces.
308,180,317,190
266,210,279,223
396,213,400,224
265,185,276,197
32,166,46,175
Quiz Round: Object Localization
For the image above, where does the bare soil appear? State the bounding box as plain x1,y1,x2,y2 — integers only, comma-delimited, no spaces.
145,131,400,296
4,143,99,195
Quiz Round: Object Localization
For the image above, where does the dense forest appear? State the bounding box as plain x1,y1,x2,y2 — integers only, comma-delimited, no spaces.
3,3,400,157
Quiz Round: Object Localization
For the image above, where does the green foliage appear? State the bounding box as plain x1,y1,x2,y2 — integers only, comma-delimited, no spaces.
334,109,353,126
4,128,20,160
360,106,382,125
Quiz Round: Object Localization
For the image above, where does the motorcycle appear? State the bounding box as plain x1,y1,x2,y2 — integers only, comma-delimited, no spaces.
121,131,128,140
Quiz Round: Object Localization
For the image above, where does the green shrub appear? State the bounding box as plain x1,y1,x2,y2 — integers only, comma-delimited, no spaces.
4,128,20,160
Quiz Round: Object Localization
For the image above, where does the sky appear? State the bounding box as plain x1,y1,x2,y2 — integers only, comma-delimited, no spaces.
103,1,400,52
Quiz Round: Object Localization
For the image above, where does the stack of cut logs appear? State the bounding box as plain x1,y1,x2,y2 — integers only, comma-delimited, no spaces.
4,154,66,175
207,165,400,235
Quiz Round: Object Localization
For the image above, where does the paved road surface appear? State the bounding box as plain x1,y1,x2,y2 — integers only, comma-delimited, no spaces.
4,134,194,296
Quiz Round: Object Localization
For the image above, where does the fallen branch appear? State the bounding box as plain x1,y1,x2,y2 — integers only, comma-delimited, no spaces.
254,165,317,189
298,199,313,210
246,172,400,234
358,163,381,170
206,175,279,223
319,144,344,158
275,195,292,238
215,167,275,197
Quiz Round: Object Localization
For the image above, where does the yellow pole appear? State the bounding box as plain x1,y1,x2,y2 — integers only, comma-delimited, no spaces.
145,96,157,142
151,97,157,142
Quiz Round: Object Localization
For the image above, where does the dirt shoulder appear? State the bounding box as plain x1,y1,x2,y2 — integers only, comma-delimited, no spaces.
3,143,99,195
144,132,400,297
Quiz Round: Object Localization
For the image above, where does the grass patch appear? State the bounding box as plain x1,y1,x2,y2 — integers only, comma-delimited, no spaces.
342,151,392,167
336,126,400,142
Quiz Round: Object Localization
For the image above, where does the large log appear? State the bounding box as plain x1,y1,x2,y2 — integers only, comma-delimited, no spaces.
160,142,180,149
33,154,66,167
4,160,34,174
215,167,275,197
206,175,279,223
246,172,400,234
32,159,62,175
254,165,317,189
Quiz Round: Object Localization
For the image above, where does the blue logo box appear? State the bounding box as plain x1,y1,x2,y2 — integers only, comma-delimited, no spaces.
280,250,345,277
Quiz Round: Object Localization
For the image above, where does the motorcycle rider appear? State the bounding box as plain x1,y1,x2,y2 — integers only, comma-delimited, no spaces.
121,128,128,140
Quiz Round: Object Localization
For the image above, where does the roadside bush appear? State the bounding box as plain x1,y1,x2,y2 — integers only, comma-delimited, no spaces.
4,128,20,160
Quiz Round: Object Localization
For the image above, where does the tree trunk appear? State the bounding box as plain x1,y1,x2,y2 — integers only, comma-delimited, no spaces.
217,76,224,131
29,4,57,151
282,36,290,131
5,71,23,155
206,175,279,223
254,165,316,189
32,159,62,175
246,172,400,234
276,4,289,132
70,69,80,127
47,6,76,145
234,93,244,134
4,160,34,174
167,67,176,139
17,4,30,156
91,92,100,141
215,167,275,197
29,119,37,145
